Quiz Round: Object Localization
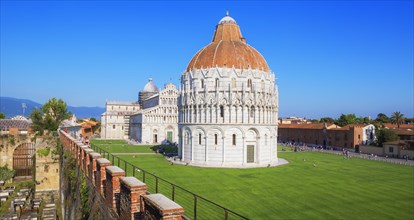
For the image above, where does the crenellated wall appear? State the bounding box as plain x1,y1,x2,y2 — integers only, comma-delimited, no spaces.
59,130,185,220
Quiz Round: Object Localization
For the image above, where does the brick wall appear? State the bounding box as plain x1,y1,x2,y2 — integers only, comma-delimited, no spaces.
59,130,185,220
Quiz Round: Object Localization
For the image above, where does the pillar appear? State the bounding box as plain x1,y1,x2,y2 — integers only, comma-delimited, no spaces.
119,177,147,220
83,148,93,175
96,158,112,195
105,166,126,214
88,152,102,184
142,194,184,220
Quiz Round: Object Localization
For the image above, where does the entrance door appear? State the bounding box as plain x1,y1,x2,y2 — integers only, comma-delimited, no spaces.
13,143,35,178
167,131,173,142
247,145,254,163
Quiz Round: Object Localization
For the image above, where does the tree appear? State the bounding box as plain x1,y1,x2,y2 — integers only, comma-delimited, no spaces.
359,117,372,124
30,98,71,135
376,128,399,147
310,119,320,124
320,117,335,123
375,113,391,123
0,112,5,119
335,114,358,126
391,111,405,128
30,108,45,134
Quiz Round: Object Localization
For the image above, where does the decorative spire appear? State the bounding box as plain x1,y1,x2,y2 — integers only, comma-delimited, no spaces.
226,9,229,16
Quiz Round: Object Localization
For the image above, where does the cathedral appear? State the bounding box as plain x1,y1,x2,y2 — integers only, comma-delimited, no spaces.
178,12,279,167
100,78,179,144
101,12,278,167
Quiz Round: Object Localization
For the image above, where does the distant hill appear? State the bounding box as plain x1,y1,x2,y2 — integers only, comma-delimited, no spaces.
0,97,105,119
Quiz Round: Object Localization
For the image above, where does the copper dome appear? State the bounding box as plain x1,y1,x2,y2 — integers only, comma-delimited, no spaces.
186,13,269,72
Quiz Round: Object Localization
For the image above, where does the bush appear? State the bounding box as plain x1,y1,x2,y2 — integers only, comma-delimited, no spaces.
0,165,15,181
38,148,51,157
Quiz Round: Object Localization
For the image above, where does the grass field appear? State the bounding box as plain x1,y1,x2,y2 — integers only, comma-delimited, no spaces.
91,140,414,219
90,139,153,153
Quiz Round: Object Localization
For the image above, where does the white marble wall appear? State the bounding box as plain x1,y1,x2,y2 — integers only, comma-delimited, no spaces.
178,67,279,167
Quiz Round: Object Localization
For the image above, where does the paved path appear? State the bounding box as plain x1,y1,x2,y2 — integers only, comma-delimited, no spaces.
279,149,414,166
111,152,156,155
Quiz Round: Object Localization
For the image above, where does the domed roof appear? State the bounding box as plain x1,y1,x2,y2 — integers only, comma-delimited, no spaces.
142,78,159,93
186,12,269,72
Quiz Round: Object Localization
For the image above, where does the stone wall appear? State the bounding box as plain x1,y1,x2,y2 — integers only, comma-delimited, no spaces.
359,145,384,156
0,133,32,168
59,130,185,220
35,137,60,192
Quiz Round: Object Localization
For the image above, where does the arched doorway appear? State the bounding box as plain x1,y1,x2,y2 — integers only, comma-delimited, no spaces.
13,143,35,178
245,129,258,163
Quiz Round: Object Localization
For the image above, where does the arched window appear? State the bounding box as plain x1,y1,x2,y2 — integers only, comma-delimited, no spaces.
250,107,255,118
199,133,202,145
232,134,236,145
261,80,265,90
215,78,219,88
214,134,218,145
247,79,252,88
220,106,224,118
232,78,236,88
201,79,204,89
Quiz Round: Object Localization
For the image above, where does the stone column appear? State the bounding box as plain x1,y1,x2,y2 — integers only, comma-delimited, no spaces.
88,152,102,185
183,131,187,161
222,137,225,164
190,136,194,162
105,166,126,213
256,137,260,164
120,177,147,220
242,106,245,123
243,137,246,165
96,158,112,195
204,136,208,162
142,194,184,220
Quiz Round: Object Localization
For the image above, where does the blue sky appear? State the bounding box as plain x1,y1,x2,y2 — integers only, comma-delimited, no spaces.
1,1,413,119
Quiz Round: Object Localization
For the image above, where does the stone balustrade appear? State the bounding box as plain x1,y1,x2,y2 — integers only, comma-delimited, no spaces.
59,130,185,219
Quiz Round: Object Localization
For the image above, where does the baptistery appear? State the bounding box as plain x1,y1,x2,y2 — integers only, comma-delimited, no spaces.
178,12,279,167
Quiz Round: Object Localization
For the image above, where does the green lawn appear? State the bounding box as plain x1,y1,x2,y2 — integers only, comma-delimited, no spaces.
108,152,414,220
277,145,295,151
90,139,153,153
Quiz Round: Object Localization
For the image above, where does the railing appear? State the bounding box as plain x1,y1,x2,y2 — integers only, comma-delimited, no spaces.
90,143,248,220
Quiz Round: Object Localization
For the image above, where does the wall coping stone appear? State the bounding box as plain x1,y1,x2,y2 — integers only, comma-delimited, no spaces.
106,166,125,175
97,158,111,165
120,177,146,189
144,194,183,213
90,152,102,158
84,148,94,154
80,145,89,149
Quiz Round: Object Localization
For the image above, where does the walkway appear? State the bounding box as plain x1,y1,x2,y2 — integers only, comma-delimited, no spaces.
111,152,156,155
279,148,414,166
